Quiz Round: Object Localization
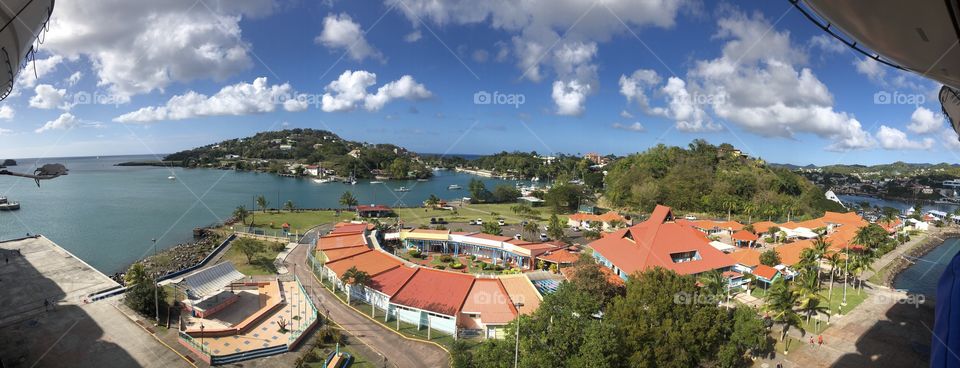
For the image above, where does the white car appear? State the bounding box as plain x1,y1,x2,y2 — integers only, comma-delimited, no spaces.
684,215,697,220
571,226,581,232
498,219,506,226
476,218,484,225
539,233,549,242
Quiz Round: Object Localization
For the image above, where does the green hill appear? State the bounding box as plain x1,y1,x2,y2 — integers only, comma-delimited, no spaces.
603,140,843,219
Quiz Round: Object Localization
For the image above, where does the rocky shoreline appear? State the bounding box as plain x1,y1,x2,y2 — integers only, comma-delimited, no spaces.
880,227,960,287
111,229,224,285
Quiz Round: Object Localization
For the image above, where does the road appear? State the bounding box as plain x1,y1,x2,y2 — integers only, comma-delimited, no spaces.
285,227,450,368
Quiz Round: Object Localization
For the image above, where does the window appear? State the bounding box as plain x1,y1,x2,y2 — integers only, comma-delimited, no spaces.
670,251,700,263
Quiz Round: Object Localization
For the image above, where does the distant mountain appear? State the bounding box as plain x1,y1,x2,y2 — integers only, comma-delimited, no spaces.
771,161,960,176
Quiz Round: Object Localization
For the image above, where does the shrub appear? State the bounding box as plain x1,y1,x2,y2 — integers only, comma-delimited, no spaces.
450,262,465,269
435,265,446,270
439,254,454,263
469,255,477,261
478,261,488,270
408,249,422,258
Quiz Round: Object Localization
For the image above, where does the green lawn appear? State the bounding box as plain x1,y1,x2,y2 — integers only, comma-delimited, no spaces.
306,345,375,368
239,210,342,234
395,202,566,227
223,237,286,275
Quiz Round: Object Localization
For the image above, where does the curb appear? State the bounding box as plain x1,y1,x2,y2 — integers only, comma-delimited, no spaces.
111,303,199,368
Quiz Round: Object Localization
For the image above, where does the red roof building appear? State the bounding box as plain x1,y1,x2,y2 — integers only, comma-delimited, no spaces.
588,205,735,278
732,230,759,247
391,268,476,316
752,265,780,282
356,204,394,218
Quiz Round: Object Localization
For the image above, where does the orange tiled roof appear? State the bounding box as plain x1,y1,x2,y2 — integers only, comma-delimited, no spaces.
391,268,475,316
753,265,779,280
588,205,735,276
538,249,580,264
751,221,779,234
732,230,759,241
730,249,761,268
498,275,542,314
369,265,418,297
317,232,367,251
775,240,813,266
325,250,402,278
691,220,745,231
461,279,518,325
321,246,370,262
568,212,627,224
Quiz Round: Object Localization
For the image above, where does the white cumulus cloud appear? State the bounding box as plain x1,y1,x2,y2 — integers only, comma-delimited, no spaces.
876,125,933,150
906,106,943,134
321,70,431,112
316,13,383,62
29,84,71,110
114,77,305,123
0,105,14,120
36,113,78,133
612,122,644,132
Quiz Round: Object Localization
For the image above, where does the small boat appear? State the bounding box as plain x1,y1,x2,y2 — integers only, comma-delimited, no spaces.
0,196,20,211
167,175,176,180
394,186,410,192
417,178,428,182
448,184,462,190
313,177,335,184
370,180,384,184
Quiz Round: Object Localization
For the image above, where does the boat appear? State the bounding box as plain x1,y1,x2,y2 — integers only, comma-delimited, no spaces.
417,178,428,182
448,184,462,190
394,186,411,192
167,175,176,180
370,180,384,184
0,196,20,211
313,177,335,184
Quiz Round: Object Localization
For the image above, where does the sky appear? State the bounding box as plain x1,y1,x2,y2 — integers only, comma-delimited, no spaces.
0,0,956,166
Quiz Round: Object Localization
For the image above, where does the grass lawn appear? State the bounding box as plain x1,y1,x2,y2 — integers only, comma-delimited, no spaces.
395,202,570,228
820,284,868,316
223,237,286,275
241,210,342,234
306,344,375,368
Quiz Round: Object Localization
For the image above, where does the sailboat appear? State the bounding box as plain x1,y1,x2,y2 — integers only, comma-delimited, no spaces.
312,163,335,183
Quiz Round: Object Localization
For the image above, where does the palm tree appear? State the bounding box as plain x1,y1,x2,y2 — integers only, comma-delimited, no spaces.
124,262,150,285
698,270,727,301
233,206,250,225
523,221,539,241
341,266,371,304
256,195,269,213
825,252,842,305
764,278,804,353
425,194,441,207
810,235,831,287
339,191,358,210
284,200,295,212
798,292,830,330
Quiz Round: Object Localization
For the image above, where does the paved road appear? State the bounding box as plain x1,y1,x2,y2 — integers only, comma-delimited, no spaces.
285,229,450,368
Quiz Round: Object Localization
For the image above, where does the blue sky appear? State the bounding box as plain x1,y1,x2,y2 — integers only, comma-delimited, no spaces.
0,0,953,166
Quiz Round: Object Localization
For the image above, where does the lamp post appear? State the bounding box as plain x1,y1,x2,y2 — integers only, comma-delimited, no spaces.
514,302,524,368
152,238,159,326
200,323,205,353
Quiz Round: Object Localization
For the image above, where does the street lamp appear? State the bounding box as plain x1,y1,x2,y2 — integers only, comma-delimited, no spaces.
514,302,524,368
200,323,205,353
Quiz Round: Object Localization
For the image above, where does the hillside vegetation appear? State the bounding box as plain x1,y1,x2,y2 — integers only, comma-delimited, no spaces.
604,140,843,219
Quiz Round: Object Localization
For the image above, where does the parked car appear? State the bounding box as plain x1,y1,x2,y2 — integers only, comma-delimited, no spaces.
429,217,437,224
539,233,549,242
436,218,447,224
572,226,581,232
498,219,506,226
514,233,522,240
684,215,697,220
476,218,484,225
469,219,477,225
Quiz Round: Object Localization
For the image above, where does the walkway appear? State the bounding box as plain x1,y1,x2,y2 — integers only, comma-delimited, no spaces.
285,228,450,368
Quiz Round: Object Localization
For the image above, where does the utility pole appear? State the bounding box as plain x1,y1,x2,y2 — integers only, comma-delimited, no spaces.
514,302,524,368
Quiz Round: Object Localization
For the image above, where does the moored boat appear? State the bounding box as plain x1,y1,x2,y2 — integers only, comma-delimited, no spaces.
0,196,20,211
448,184,462,190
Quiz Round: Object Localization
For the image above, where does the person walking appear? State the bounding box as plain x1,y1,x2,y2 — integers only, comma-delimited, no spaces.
818,335,824,347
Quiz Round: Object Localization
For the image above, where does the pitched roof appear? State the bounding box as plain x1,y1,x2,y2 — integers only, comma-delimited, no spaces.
330,222,370,234
461,279,518,325
321,246,371,262
732,230,759,241
391,268,475,316
538,249,580,264
325,250,402,278
588,205,735,276
368,265,418,297
356,204,392,212
568,212,627,223
729,249,761,268
751,221,779,234
316,232,367,251
753,264,779,280
691,220,745,231
775,240,813,266
498,275,542,315
469,232,514,242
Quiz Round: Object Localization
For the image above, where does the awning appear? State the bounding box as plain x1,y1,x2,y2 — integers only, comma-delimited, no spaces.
709,241,735,253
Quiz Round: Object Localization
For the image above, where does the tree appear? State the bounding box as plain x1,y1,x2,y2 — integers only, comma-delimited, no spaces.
125,279,167,317
547,214,565,240
284,200,295,212
544,184,582,213
256,195,269,213
481,221,502,236
759,249,781,267
425,194,441,207
233,237,261,264
763,277,803,353
698,270,727,300
767,226,781,243
569,254,624,307
522,221,540,241
233,205,250,225
468,178,489,201
124,262,150,285
722,306,772,365
491,184,522,203
339,191,358,209
341,266,371,304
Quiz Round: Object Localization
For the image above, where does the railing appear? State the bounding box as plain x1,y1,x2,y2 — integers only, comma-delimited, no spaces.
288,275,319,345
179,330,210,355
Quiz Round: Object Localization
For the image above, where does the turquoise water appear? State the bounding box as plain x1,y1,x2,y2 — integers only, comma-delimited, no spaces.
0,155,528,274
893,238,960,297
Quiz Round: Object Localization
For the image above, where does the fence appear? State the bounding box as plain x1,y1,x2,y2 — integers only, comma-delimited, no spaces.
288,274,320,346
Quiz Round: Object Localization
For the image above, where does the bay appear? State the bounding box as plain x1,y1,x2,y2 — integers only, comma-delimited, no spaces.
0,154,529,274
